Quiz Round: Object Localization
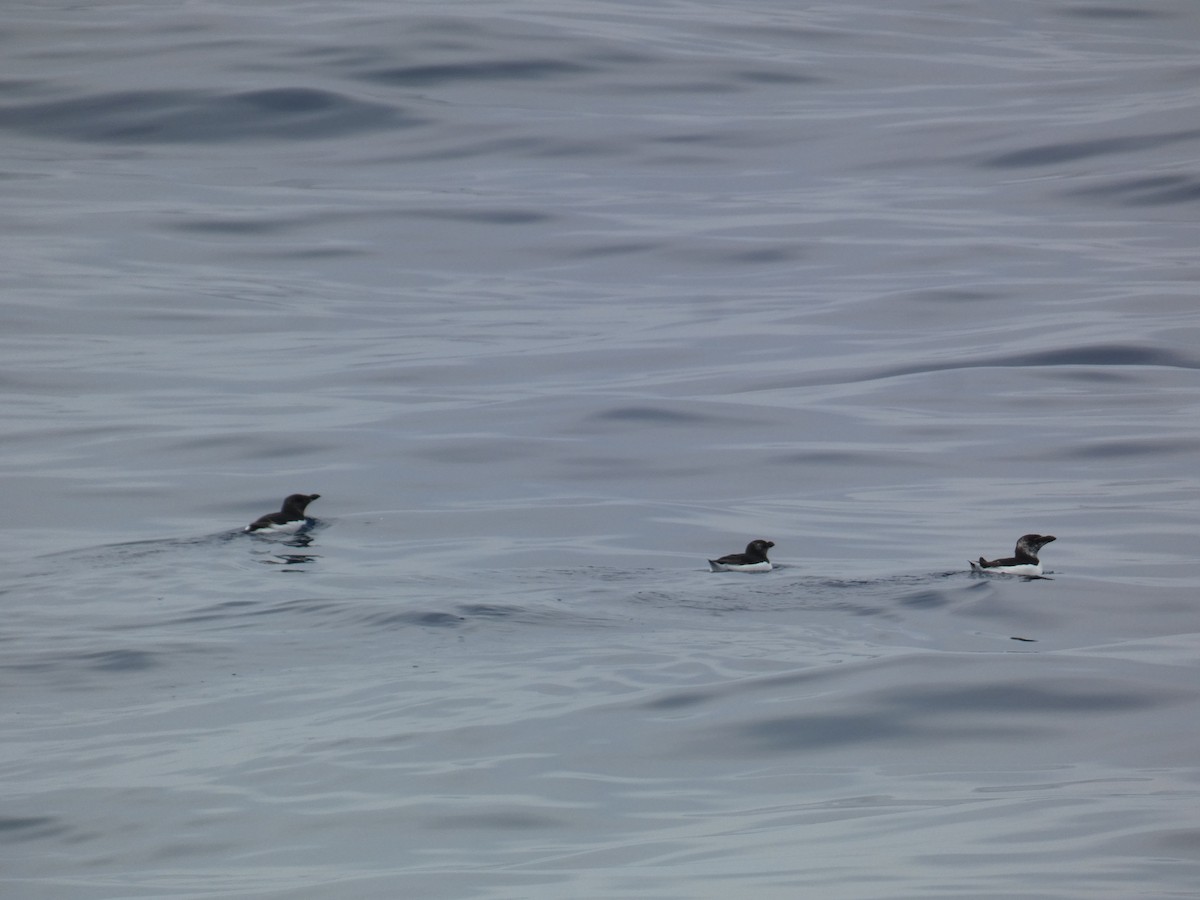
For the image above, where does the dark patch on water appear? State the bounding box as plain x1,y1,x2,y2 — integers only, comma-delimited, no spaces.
0,816,65,841
643,690,712,711
974,344,1198,369
457,604,525,619
896,288,1005,304
362,59,593,87
732,68,822,86
897,590,951,609
890,682,1151,714
590,406,724,425
250,598,344,618
362,610,467,628
1063,174,1200,206
455,601,617,630
762,342,1200,389
743,711,928,751
404,207,553,225
655,130,736,145
736,680,1158,753
82,649,158,672
260,553,319,567
0,88,422,143
724,245,803,264
170,599,258,625
1048,438,1200,460
983,130,1200,169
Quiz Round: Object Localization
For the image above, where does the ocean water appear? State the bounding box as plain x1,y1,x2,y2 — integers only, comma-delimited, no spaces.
3,1,1200,897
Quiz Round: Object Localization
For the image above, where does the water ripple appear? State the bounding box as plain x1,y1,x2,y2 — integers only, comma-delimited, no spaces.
983,129,1200,168
0,87,423,143
363,59,594,86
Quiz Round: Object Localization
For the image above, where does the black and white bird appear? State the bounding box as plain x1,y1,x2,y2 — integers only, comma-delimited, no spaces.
245,493,321,534
969,534,1055,575
708,539,775,573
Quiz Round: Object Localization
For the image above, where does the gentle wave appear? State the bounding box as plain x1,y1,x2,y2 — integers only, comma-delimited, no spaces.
4,1,1200,896
0,88,424,142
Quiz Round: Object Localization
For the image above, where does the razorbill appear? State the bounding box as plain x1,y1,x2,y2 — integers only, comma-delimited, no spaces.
245,493,321,534
969,534,1055,576
708,539,775,573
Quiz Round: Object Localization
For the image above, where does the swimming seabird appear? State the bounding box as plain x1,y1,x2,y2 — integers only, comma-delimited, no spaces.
708,539,775,573
245,493,321,534
969,534,1055,576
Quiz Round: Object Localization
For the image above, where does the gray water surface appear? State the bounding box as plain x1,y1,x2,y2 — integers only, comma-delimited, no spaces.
3,2,1200,897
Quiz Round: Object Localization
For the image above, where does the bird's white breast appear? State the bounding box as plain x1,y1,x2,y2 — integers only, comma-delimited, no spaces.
709,560,773,573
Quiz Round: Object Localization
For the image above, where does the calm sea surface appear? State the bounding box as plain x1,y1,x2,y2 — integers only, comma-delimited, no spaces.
3,1,1200,897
